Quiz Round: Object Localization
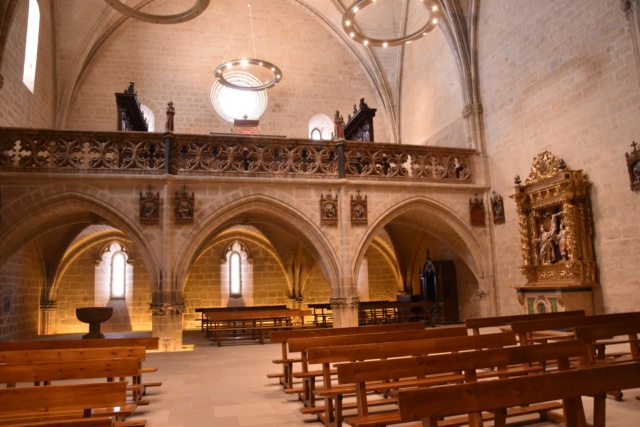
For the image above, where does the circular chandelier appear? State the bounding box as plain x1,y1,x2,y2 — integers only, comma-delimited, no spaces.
103,0,210,24
214,59,282,91
342,0,442,47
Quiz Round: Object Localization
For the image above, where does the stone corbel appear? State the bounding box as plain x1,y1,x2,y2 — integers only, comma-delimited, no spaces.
462,103,483,119
329,297,347,309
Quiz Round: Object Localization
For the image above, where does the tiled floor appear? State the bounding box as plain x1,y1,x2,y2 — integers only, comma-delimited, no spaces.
130,330,640,427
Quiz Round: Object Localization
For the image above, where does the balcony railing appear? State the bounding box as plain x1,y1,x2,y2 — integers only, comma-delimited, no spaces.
0,128,474,183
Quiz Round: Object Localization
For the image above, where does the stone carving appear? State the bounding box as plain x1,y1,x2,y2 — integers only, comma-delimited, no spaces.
469,193,484,226
491,191,505,224
625,141,640,191
526,151,566,184
320,190,338,225
174,185,194,224
165,101,175,132
150,303,186,316
140,186,160,225
351,189,368,225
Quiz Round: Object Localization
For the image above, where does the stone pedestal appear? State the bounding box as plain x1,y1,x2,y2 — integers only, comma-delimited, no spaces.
76,307,113,339
151,303,185,351
516,284,594,315
330,296,359,327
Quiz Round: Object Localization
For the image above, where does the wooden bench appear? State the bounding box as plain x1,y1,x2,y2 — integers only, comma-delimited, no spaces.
0,381,138,426
288,326,469,408
0,347,152,405
336,340,584,427
0,337,159,352
268,322,426,389
574,319,640,423
465,310,585,335
509,311,640,346
397,362,640,427
9,419,115,427
196,305,287,332
304,331,517,427
205,308,311,344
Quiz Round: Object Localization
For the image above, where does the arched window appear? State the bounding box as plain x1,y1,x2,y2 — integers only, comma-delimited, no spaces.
99,242,130,300
229,251,242,297
210,71,268,123
23,0,40,93
139,104,155,132
310,128,322,140
307,114,333,140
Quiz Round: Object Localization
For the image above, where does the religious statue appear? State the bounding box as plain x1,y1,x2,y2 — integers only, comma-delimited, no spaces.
535,212,562,264
333,110,345,140
557,221,568,260
165,101,175,132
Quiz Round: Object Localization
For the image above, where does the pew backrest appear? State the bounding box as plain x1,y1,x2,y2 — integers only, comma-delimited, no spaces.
288,326,468,354
0,346,147,364
0,381,128,415
510,311,640,345
269,322,425,344
465,310,585,335
0,337,158,352
574,320,640,363
306,331,517,365
0,358,140,384
397,363,640,426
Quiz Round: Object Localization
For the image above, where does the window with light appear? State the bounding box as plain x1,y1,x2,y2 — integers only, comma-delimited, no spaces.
22,0,40,93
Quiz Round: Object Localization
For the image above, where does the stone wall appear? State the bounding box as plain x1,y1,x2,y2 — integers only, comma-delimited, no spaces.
0,0,55,127
479,0,640,314
64,0,390,142
0,244,42,341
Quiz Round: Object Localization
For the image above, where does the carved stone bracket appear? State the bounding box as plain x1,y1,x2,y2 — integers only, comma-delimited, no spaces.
150,303,185,316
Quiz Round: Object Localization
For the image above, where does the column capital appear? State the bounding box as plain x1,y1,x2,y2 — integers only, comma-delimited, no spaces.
150,302,185,316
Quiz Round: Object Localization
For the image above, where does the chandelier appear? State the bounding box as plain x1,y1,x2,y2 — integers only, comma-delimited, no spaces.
342,0,442,47
214,4,282,92
103,0,210,24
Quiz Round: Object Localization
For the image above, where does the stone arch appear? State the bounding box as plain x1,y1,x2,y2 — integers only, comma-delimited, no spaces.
174,194,340,297
0,191,160,291
352,196,490,289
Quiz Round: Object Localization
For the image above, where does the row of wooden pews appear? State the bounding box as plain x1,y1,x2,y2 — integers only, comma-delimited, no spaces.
266,311,640,427
0,337,162,426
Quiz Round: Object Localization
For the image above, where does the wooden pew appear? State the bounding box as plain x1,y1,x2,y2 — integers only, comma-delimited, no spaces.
0,338,161,393
0,381,138,426
269,322,425,389
574,320,640,425
0,347,150,405
509,311,640,346
304,331,517,427
196,305,287,332
288,326,468,408
336,340,584,427
10,419,115,427
205,308,312,344
465,310,585,335
0,337,159,352
397,362,640,427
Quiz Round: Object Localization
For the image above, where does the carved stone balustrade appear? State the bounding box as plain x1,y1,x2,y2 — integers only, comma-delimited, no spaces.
0,128,475,183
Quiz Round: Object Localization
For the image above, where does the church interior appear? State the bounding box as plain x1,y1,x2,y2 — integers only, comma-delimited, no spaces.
1,0,640,350
2,1,640,426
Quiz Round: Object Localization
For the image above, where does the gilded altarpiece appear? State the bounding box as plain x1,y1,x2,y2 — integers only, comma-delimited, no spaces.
511,152,596,315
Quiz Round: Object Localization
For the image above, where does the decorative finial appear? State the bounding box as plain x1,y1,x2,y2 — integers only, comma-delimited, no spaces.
514,175,521,185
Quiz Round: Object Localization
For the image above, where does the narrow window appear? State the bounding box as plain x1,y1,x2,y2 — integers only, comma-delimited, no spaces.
23,0,40,93
310,128,322,140
229,251,242,297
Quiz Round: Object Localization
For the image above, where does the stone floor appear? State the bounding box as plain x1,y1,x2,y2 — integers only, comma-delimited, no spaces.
124,330,640,427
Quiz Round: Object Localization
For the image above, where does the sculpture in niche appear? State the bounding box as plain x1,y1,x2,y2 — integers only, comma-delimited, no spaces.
174,185,194,224
320,190,338,225
350,189,368,224
511,150,597,314
491,191,505,224
625,141,640,191
139,186,160,225
469,193,484,226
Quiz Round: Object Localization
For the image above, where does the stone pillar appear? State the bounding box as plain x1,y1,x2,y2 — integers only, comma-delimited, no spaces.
330,296,359,327
622,0,640,87
462,103,484,151
151,303,185,351
39,302,57,335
